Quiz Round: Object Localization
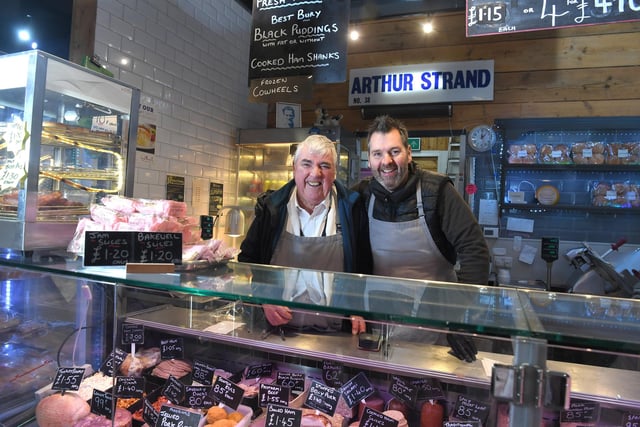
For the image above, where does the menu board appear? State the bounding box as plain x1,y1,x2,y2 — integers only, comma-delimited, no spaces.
249,0,350,83
466,0,640,36
83,231,182,266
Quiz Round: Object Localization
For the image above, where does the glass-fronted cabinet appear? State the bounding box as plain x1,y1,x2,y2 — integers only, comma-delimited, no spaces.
0,258,639,426
0,50,140,252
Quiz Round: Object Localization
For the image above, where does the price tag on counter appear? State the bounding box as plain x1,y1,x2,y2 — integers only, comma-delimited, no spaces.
388,376,417,407
259,383,290,408
360,407,398,427
245,362,273,379
304,380,340,416
192,359,217,386
142,398,159,426
91,389,114,419
100,347,127,376
412,377,445,401
114,376,145,398
51,367,85,391
452,395,490,425
122,323,145,345
560,401,599,423
341,372,374,408
623,412,640,426
185,385,215,409
210,375,243,410
266,404,302,427
162,376,186,404
160,337,184,360
157,404,203,427
277,371,305,393
322,360,344,388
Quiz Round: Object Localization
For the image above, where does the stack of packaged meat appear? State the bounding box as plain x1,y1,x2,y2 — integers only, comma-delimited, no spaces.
67,195,240,262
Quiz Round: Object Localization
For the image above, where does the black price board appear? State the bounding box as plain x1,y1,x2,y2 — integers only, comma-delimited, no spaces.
51,367,85,391
209,182,223,216
246,362,274,379
156,404,203,427
304,380,340,416
452,395,490,425
259,383,290,408
341,372,375,408
444,422,481,427
166,174,185,202
388,376,417,407
623,412,640,426
143,398,159,426
122,323,145,345
100,347,128,376
84,231,182,266
193,359,217,386
91,389,114,418
277,371,305,393
115,376,145,398
210,375,244,410
560,401,599,423
360,407,398,427
162,376,186,404
266,404,302,427
466,0,640,37
412,377,445,401
185,385,215,409
541,237,559,262
322,360,344,388
248,0,350,84
160,337,185,360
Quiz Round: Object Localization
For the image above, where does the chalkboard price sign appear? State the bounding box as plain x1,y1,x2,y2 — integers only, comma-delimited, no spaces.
467,0,640,37
412,377,445,401
99,347,128,376
277,371,305,392
246,362,274,379
91,389,114,418
322,359,344,388
84,231,182,266
304,380,340,416
193,359,217,386
162,375,186,404
388,376,417,406
122,323,145,345
115,376,145,398
560,401,599,423
143,398,159,426
341,372,375,408
360,407,398,427
185,385,215,409
259,383,290,407
51,367,85,391
157,404,203,427
211,375,244,409
249,0,350,84
266,404,302,427
160,337,185,360
452,395,490,425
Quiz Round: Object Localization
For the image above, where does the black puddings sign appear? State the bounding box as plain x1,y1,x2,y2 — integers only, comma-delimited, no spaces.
249,0,350,84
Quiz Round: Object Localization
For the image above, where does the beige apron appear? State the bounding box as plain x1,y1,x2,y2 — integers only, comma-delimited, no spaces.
270,207,344,330
367,181,456,342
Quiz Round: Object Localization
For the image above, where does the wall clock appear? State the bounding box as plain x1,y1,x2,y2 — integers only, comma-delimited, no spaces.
468,124,497,152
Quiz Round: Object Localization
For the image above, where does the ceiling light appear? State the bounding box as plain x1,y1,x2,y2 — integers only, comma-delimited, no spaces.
17,29,31,41
349,29,360,41
423,22,434,33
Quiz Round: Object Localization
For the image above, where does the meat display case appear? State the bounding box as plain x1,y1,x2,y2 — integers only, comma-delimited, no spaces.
0,50,140,252
0,257,639,426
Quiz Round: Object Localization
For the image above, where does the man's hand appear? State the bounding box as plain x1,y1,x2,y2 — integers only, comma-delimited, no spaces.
446,333,477,363
264,304,292,326
350,315,366,335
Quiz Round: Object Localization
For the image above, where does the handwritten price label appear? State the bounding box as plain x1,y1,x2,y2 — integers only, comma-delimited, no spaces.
266,404,302,427
52,367,85,391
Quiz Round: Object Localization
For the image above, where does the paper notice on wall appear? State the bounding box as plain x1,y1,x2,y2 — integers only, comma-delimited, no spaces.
478,199,499,225
506,217,534,233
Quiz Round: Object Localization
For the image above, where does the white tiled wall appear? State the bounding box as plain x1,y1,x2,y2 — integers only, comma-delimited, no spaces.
94,0,266,215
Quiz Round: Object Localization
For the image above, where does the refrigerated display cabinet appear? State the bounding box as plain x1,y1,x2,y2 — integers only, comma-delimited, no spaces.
0,257,639,426
0,50,140,252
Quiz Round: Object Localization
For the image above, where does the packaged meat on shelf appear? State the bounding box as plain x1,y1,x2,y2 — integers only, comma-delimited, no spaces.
66,195,239,263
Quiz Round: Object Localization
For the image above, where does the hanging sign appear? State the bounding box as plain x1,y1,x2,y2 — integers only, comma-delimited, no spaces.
348,60,494,106
248,0,350,84
466,0,640,37
249,75,313,103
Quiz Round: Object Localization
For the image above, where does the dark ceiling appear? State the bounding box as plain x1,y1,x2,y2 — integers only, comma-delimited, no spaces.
236,0,465,20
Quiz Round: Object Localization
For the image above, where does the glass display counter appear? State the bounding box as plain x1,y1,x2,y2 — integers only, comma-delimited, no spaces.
0,257,638,426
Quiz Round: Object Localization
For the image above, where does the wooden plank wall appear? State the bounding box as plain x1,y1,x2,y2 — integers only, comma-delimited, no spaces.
267,12,640,134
